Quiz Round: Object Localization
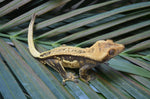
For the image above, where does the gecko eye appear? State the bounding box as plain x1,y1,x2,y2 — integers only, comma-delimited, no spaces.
109,49,115,55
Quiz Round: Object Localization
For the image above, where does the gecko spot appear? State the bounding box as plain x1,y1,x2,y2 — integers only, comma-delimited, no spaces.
98,43,101,47
99,48,101,51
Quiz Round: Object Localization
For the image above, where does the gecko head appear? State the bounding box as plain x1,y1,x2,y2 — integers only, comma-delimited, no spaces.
90,40,125,62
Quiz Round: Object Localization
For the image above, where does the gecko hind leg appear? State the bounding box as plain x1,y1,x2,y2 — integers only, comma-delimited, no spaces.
62,72,78,85
45,59,78,85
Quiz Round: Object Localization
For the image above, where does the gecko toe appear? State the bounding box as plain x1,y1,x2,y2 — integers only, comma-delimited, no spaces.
62,72,78,85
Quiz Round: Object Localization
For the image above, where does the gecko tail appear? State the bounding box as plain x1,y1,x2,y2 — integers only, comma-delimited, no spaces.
28,14,41,58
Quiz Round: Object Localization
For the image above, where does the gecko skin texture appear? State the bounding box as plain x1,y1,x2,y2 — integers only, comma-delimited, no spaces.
28,14,125,85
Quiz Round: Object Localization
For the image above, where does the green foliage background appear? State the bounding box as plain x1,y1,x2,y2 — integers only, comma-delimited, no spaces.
0,0,150,99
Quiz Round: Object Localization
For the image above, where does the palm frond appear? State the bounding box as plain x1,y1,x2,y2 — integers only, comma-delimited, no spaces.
0,0,150,99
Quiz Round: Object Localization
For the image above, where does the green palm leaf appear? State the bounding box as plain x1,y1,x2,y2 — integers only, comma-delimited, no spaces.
0,0,150,99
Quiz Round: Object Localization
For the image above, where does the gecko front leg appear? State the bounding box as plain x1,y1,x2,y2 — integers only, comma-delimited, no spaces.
45,58,78,85
79,64,96,83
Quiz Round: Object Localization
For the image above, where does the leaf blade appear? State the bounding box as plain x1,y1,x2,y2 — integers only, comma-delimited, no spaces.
0,39,57,99
0,58,26,99
37,2,150,39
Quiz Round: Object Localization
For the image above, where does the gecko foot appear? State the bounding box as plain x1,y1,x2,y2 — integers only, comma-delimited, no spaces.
62,72,78,85
80,72,96,83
